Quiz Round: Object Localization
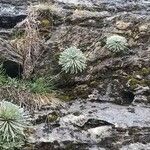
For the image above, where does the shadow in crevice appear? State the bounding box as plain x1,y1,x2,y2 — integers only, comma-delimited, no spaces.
121,90,135,105
0,15,26,29
3,60,23,78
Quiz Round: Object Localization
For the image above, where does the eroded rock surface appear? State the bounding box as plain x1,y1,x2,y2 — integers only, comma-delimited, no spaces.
0,0,149,150
41,0,150,105
28,0,150,149
28,99,150,150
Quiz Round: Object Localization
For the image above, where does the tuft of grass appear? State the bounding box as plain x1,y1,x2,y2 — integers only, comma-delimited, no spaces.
29,77,54,94
0,63,54,94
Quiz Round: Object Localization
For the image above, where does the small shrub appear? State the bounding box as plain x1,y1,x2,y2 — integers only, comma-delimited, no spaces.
106,35,128,54
0,101,26,149
59,46,87,74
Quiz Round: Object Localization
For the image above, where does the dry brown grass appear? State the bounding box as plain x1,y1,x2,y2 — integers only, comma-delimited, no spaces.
0,4,56,80
0,85,63,110
0,5,57,108
15,7,46,79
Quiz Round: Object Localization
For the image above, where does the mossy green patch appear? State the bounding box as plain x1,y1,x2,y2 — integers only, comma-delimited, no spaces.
47,112,59,122
140,67,150,76
126,67,150,89
128,77,145,89
41,19,51,27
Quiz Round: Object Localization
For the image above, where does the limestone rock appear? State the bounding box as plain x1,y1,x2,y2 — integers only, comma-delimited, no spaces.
116,21,131,30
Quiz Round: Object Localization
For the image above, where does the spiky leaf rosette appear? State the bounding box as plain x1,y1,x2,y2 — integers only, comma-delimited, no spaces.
106,35,128,54
0,136,24,150
0,101,25,142
59,46,87,74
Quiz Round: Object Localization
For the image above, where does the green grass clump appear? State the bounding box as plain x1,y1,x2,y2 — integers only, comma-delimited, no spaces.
29,77,54,94
5,77,54,94
0,63,54,94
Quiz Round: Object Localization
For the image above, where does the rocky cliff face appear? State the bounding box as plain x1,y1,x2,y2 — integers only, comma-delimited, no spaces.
0,1,26,38
0,0,150,150
43,0,150,105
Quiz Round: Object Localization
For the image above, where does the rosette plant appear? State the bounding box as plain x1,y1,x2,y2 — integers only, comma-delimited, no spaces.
0,101,26,149
59,46,87,74
106,35,128,54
